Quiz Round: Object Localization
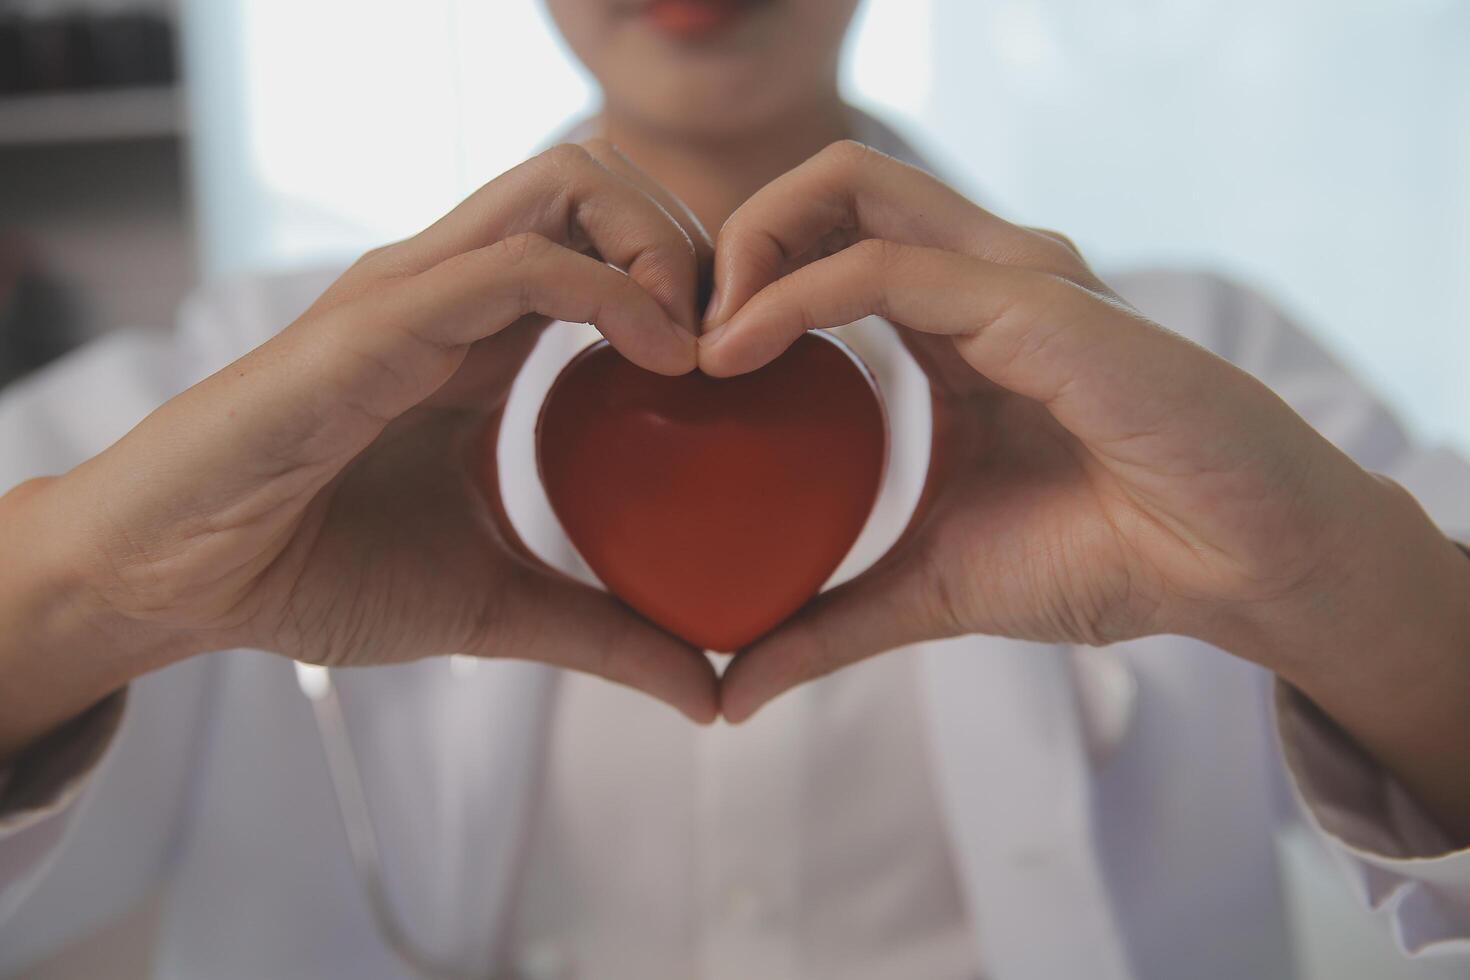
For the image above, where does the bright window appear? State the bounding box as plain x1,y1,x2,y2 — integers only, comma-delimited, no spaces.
184,0,1470,454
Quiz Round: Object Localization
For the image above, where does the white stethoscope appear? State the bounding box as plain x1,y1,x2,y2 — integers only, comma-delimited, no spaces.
294,661,540,980
292,644,1138,980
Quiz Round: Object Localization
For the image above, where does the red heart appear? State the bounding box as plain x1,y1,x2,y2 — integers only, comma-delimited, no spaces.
535,332,887,652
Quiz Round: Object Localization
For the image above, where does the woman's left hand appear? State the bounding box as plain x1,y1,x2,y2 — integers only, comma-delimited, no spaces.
699,143,1470,830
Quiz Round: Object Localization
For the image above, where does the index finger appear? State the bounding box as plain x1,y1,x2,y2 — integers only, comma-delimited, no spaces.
367,143,705,334
706,140,1079,327
580,138,716,327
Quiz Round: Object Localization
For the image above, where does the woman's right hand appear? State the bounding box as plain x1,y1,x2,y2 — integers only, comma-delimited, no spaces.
0,140,719,759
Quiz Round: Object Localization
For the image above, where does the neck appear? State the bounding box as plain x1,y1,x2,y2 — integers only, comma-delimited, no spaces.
595,95,854,235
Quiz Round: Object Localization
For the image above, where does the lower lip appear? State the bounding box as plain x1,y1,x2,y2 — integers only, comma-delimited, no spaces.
643,0,752,41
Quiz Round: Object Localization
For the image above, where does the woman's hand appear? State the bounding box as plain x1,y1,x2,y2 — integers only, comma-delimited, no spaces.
0,140,721,758
701,143,1470,817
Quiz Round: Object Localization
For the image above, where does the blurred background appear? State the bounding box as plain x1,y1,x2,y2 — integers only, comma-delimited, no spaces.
1,1,1467,976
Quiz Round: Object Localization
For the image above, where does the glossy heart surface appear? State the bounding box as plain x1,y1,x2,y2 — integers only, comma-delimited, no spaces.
535,332,887,652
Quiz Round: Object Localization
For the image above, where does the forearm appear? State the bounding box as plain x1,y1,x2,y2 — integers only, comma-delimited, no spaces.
0,477,185,764
1237,475,1470,845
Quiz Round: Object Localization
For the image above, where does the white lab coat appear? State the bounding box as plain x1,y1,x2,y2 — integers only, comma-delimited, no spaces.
2,117,1470,980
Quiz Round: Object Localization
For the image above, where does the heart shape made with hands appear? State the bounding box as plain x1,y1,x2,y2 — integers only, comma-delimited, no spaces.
534,332,888,652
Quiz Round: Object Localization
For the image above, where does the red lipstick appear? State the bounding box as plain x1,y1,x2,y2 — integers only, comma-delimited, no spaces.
643,0,752,41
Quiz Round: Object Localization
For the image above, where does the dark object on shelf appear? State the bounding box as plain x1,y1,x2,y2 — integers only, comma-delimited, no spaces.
0,11,176,95
87,13,176,87
0,244,83,389
0,18,23,93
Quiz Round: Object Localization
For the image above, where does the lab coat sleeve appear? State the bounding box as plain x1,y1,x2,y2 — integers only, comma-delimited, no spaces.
0,694,125,920
0,268,337,966
1117,269,1470,959
1274,682,1470,955
0,304,231,966
0,326,197,961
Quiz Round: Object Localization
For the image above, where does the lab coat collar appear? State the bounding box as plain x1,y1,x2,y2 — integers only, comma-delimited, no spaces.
919,639,1136,980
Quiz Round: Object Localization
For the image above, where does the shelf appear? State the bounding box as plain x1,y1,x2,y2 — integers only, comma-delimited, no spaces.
0,87,183,148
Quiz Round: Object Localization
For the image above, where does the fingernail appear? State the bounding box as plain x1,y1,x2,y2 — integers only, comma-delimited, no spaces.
700,321,729,349
720,692,762,725
724,701,759,725
702,286,723,328
664,310,696,343
679,696,718,725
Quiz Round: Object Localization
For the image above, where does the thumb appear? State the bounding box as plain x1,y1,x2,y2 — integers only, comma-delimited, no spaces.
719,545,958,723
488,569,720,725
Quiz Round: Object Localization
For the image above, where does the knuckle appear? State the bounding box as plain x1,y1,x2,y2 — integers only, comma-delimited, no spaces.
496,231,553,266
490,233,557,314
578,136,617,159
350,242,408,278
541,141,595,176
822,138,874,172
850,236,903,272
4,475,55,507
1016,228,1087,275
1035,228,1081,255
355,244,390,266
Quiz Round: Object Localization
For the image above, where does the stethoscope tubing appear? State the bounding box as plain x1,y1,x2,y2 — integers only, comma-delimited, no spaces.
295,662,528,980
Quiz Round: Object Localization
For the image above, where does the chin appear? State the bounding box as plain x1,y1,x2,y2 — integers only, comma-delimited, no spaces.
552,0,851,140
608,53,831,141
626,87,793,140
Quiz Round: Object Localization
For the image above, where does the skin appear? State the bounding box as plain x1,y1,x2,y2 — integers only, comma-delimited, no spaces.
0,139,724,749
699,143,1470,844
545,0,859,234
1,0,1468,848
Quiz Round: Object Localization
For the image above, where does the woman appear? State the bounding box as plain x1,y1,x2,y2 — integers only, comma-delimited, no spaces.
2,0,1468,977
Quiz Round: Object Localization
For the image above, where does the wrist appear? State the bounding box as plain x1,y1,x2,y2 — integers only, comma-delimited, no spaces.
1231,473,1470,842
0,476,190,760
1221,470,1470,699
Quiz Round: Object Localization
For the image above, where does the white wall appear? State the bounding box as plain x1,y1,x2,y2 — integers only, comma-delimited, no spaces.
183,0,1469,455
913,0,1470,456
